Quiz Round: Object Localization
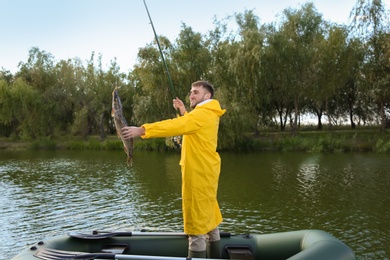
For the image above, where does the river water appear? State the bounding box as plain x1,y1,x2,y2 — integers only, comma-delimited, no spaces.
0,150,389,259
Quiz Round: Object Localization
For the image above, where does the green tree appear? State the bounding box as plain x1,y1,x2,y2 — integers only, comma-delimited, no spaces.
307,25,351,130
0,79,13,136
9,78,45,138
229,10,266,133
0,68,13,84
53,58,84,134
351,0,390,131
17,47,56,92
205,17,254,149
71,52,117,139
262,24,294,131
280,3,326,133
132,35,180,124
334,36,366,128
172,23,212,94
16,47,65,136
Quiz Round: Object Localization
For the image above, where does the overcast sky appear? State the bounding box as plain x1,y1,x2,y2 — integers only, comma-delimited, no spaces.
2,0,387,74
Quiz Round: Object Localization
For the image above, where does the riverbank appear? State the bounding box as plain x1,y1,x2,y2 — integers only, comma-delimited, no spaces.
1,129,390,153
251,129,390,153
0,135,170,151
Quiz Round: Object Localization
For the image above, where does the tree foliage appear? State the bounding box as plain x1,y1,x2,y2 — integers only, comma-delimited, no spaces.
1,1,389,149
351,0,390,131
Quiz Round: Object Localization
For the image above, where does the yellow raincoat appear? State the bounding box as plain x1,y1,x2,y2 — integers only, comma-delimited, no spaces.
141,99,226,234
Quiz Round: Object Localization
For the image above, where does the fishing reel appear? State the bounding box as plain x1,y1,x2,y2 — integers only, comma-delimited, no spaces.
172,136,182,150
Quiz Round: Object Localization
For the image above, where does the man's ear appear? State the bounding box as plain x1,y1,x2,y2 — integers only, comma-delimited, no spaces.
206,92,212,99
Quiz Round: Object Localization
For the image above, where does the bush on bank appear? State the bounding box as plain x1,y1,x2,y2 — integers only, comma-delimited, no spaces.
1,128,390,153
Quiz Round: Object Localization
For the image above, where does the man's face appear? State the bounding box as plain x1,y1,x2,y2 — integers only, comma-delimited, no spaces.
189,85,211,109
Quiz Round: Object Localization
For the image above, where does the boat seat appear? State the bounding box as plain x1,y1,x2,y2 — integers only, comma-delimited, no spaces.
100,243,128,254
225,246,255,260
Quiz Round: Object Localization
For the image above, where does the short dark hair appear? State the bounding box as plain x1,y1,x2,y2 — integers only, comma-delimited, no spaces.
192,80,215,98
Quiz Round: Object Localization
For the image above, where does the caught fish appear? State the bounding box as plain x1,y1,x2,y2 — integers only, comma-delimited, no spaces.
112,87,133,166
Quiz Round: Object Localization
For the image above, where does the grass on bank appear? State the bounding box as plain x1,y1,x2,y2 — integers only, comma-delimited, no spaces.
1,136,171,151
26,135,170,151
253,131,384,152
1,128,390,153
231,128,390,153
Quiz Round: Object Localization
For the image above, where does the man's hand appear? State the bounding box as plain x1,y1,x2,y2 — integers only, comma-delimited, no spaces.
121,126,145,139
173,97,186,116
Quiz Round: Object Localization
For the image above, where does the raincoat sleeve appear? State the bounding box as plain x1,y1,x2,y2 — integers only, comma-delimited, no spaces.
140,109,209,139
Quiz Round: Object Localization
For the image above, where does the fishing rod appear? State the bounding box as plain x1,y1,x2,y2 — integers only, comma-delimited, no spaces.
143,0,182,150
143,0,177,100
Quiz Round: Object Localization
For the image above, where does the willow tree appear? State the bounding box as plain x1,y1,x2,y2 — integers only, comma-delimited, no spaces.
53,58,84,135
172,23,212,98
132,36,177,124
206,17,237,97
0,80,13,136
68,52,100,138
334,36,366,128
279,3,326,133
17,47,56,92
0,69,13,84
16,47,60,135
351,0,390,131
262,24,294,131
307,25,354,130
221,10,265,136
92,58,126,140
8,78,45,138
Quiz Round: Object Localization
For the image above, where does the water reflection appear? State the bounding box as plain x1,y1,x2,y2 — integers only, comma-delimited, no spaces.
270,158,292,190
297,155,320,194
1,150,389,259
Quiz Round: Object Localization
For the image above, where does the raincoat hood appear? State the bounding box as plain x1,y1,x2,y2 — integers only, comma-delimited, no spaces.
195,99,226,117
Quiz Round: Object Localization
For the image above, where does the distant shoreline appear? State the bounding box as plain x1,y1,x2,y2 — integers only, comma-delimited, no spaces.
1,130,390,153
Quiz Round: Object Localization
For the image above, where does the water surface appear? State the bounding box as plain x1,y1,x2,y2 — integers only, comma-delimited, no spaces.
0,150,389,259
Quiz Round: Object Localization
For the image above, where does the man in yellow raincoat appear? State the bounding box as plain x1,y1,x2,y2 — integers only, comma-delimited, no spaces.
122,81,226,258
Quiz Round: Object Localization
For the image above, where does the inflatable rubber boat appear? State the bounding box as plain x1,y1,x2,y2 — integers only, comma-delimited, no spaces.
12,229,355,260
